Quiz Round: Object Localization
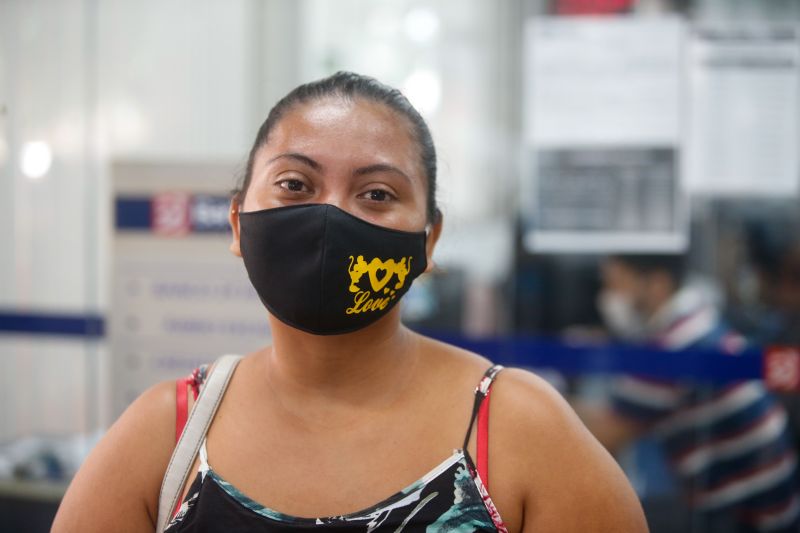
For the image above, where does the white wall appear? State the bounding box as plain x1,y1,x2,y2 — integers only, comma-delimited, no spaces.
1,0,94,312
0,0,98,442
97,0,255,161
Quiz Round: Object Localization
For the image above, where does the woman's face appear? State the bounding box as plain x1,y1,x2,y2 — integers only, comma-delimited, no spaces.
240,97,429,233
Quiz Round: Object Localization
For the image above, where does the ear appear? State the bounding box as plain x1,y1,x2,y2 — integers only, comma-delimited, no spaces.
423,211,443,274
229,199,242,257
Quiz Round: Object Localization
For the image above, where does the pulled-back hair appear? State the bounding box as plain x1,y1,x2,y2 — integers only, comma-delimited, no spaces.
234,71,440,223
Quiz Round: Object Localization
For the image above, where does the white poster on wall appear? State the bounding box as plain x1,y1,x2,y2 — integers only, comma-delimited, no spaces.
523,17,687,253
685,24,800,197
110,162,270,416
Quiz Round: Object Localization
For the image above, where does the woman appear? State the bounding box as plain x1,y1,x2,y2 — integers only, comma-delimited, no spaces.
53,72,647,532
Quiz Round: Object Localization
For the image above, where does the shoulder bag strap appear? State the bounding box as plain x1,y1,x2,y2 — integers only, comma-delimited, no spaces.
156,354,243,532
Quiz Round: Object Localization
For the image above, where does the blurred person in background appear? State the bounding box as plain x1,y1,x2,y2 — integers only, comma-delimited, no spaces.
579,254,800,533
743,222,800,348
744,223,800,452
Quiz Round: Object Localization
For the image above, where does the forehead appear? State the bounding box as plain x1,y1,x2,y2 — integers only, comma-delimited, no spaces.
261,97,421,174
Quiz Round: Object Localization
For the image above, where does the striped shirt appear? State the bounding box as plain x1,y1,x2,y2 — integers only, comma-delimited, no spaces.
611,289,800,531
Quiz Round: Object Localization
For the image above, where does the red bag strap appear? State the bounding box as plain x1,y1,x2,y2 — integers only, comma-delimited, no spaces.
175,378,189,444
175,368,204,444
476,387,492,489
171,368,205,518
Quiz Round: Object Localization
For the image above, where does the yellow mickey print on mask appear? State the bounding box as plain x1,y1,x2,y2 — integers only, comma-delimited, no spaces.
346,255,413,315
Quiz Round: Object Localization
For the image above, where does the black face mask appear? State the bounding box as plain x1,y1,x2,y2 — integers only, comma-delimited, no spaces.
239,203,428,335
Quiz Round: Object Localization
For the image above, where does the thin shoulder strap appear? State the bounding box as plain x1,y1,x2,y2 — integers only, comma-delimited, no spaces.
462,364,503,489
156,354,242,533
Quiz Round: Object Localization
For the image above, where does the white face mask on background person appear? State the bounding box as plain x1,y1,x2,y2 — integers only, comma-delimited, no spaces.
597,290,647,342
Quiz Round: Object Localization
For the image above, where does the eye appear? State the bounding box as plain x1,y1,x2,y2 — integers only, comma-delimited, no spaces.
359,189,395,202
277,178,311,194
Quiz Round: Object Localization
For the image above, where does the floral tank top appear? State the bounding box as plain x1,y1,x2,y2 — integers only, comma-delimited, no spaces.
164,365,507,532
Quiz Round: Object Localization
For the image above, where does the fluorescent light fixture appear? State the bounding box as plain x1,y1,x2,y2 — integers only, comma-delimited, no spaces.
20,141,52,179
402,69,442,117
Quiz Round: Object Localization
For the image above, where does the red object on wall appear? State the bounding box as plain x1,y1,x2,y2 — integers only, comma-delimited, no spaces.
151,192,192,237
554,0,635,15
764,346,800,392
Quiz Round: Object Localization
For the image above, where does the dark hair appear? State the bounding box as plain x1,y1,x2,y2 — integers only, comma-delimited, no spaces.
234,71,440,223
610,254,687,286
746,218,800,279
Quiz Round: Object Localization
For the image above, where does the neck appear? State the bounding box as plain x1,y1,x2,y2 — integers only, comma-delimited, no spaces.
261,310,419,410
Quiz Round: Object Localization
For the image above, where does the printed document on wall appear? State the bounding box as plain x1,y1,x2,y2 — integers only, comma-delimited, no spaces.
685,24,800,197
522,17,686,253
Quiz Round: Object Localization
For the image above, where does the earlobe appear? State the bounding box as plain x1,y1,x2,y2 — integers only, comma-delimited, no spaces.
423,215,443,274
229,200,242,257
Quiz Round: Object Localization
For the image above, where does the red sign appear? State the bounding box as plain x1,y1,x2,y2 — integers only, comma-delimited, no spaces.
151,192,192,237
555,0,634,15
764,346,800,392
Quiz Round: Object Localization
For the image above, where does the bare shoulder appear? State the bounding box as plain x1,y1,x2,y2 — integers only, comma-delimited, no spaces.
52,379,178,532
411,339,646,531
415,333,493,376
491,368,648,532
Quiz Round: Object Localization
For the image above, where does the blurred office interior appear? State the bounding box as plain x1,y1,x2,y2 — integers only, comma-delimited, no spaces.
1,0,800,531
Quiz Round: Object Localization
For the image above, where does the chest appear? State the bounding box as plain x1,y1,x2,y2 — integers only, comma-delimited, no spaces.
201,392,471,519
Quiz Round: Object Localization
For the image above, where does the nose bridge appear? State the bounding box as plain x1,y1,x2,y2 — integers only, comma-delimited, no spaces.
317,174,355,215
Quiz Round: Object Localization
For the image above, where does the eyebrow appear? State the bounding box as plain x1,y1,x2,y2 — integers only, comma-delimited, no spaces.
268,153,411,182
353,163,411,182
267,153,323,171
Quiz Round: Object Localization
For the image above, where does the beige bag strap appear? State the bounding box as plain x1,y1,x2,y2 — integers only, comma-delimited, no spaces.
156,354,243,532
